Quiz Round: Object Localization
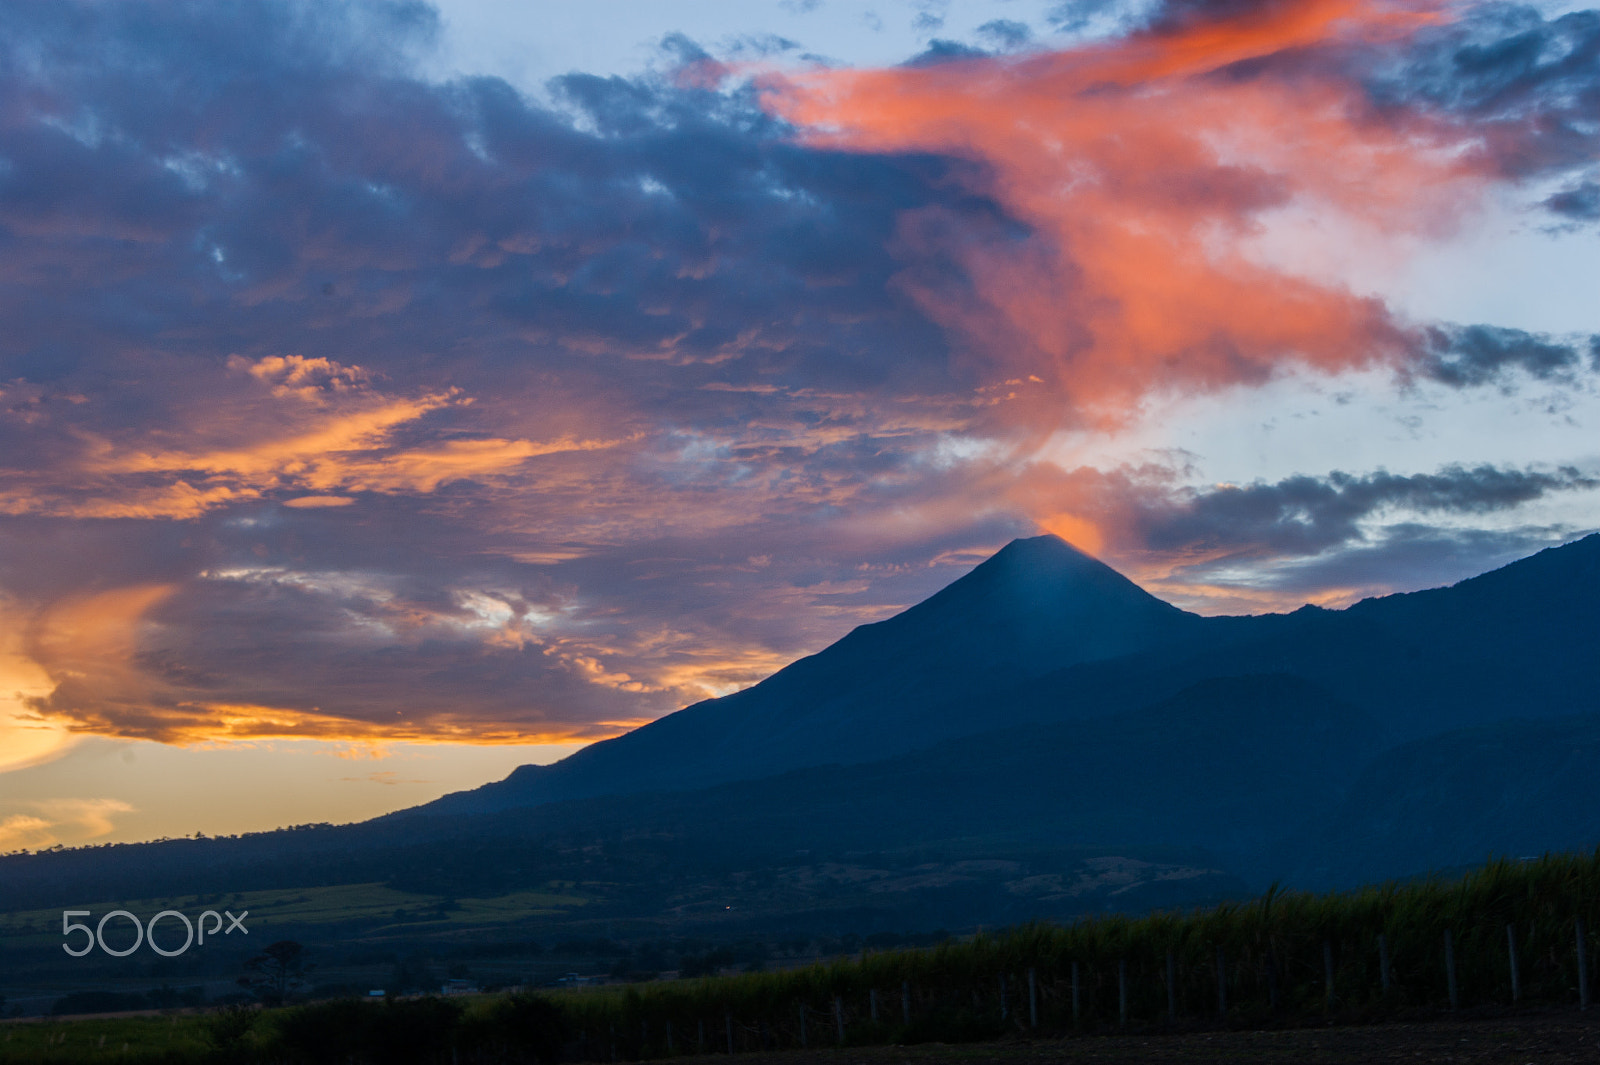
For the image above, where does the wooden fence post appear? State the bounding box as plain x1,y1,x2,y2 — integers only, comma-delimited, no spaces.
697,1020,704,1055
725,1012,734,1055
1378,934,1391,994
1444,930,1458,1010
1578,918,1591,1010
666,1020,674,1056
1507,925,1520,1004
1028,968,1038,1029
999,972,1008,1021
1118,959,1128,1027
869,989,878,1023
835,996,845,1044
1323,941,1335,1011
902,981,911,1026
1071,961,1081,1025
798,1005,806,1048
1166,951,1177,1022
1215,948,1226,1018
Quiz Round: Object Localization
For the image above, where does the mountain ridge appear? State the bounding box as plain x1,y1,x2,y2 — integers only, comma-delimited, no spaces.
403,534,1207,816
4,531,1599,929
410,531,1600,820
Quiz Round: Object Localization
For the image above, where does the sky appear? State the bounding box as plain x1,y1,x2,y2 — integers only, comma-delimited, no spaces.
2,0,1598,849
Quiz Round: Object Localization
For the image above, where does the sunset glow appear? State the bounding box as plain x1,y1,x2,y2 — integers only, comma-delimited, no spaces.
0,0,1596,843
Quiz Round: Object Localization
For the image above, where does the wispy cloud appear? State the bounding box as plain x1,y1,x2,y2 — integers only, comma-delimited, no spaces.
0,799,135,850
0,0,1594,750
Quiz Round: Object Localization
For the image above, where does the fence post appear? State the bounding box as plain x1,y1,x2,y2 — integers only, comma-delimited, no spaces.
902,981,911,1026
798,1005,806,1048
869,989,878,1023
1216,948,1226,1018
1378,934,1391,994
1000,972,1008,1021
1266,951,1280,1011
666,1020,674,1056
1118,959,1128,1027
609,1023,616,1063
1444,930,1458,1010
1028,968,1038,1029
642,1020,649,1059
1578,918,1591,1010
1507,925,1520,1004
1071,961,1081,1025
1166,951,1177,1022
725,1012,734,1055
697,1020,705,1055
835,996,845,1043
1323,941,1335,1011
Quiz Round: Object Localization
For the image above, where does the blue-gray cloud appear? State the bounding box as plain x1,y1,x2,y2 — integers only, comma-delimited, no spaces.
1138,464,1598,560
0,0,1597,744
1420,325,1600,388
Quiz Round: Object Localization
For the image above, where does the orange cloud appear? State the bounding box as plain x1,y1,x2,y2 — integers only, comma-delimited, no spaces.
761,0,1479,428
0,799,136,851
58,701,638,748
23,584,180,731
0,593,74,772
0,360,623,519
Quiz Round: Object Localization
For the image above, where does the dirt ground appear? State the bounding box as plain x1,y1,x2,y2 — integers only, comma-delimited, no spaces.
708,1013,1600,1064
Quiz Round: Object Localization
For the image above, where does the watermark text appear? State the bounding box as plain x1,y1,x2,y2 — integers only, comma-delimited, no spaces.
62,908,248,957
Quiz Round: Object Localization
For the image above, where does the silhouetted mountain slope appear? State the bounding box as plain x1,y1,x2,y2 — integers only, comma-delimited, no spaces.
409,535,1205,816
0,675,1369,911
475,674,1381,864
1290,713,1600,888
4,533,1597,919
413,532,1600,820
957,533,1600,751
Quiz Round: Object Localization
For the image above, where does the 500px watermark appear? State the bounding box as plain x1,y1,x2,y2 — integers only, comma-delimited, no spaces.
62,908,248,957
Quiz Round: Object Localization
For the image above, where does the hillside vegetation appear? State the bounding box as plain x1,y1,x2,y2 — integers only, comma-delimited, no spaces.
7,850,1600,1064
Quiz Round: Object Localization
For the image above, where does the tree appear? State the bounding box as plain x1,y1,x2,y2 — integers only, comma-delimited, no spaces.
239,940,308,1005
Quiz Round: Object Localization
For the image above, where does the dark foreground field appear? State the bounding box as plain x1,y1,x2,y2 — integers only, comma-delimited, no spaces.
692,1014,1600,1064
6,1010,1600,1064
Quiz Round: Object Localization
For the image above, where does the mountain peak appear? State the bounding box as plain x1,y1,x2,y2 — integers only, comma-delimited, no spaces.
913,533,1186,626
988,533,1098,567
401,534,1203,818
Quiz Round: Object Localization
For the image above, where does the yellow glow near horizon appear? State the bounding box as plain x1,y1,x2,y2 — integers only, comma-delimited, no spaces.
0,737,585,848
0,598,75,773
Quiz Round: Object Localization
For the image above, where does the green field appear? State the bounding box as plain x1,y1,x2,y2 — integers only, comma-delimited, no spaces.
0,882,589,949
7,851,1600,1063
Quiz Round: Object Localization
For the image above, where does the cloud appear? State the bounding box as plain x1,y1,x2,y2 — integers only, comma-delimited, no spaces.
976,20,1033,51
0,815,55,852
1133,463,1600,559
0,0,1595,751
1418,325,1600,388
1,356,614,518
0,799,135,850
904,40,991,66
759,0,1524,427
1370,4,1600,185
1543,180,1600,224
1014,460,1600,610
0,593,74,772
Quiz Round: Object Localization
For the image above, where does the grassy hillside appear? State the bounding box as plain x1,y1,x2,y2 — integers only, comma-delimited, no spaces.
0,883,588,949
7,849,1600,1063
